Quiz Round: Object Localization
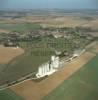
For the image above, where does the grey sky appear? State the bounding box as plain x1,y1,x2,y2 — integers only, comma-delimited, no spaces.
0,0,98,10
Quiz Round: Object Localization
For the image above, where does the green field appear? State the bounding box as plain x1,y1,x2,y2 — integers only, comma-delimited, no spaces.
0,23,41,33
43,53,98,100
0,46,54,85
0,89,23,100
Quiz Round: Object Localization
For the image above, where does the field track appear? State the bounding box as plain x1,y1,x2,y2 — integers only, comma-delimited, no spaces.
10,41,98,100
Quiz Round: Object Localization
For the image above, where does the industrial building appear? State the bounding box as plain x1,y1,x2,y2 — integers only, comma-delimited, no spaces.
36,56,60,78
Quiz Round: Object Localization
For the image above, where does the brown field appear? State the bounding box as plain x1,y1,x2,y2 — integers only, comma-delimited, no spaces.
82,19,98,29
10,42,98,100
86,41,98,54
1,16,98,31
0,45,24,64
38,17,98,30
0,29,10,33
40,16,87,28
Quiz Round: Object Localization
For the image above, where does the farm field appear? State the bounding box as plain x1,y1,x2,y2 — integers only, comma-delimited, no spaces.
1,15,98,33
0,23,41,33
0,47,52,86
10,41,98,100
0,45,24,64
0,29,9,33
0,89,24,100
43,52,98,100
38,16,98,29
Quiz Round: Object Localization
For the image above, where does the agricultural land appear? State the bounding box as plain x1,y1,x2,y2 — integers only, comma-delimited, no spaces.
0,9,98,100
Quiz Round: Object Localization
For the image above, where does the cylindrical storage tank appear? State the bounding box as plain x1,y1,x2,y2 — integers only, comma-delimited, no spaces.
47,64,50,72
50,62,53,70
41,66,44,75
44,64,47,74
51,56,55,62
53,57,59,69
38,67,41,75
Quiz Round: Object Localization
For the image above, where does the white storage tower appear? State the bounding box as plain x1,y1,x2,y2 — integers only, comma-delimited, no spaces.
51,56,59,69
36,56,60,78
